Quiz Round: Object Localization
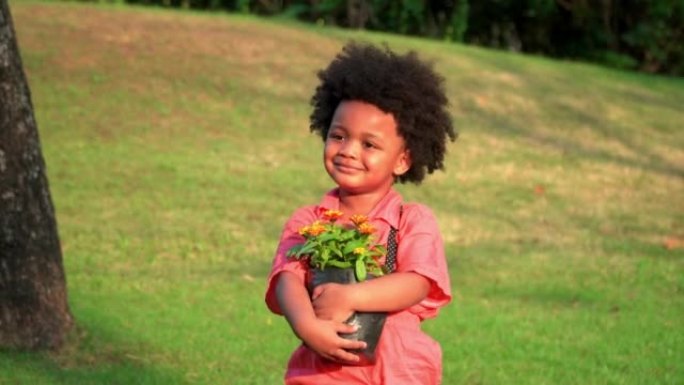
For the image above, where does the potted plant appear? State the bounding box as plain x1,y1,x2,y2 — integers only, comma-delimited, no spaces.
287,209,388,364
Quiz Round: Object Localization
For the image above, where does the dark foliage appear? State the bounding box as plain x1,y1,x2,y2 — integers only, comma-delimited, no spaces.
103,0,683,75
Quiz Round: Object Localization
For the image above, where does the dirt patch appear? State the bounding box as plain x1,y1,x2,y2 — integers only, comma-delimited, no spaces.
13,3,339,77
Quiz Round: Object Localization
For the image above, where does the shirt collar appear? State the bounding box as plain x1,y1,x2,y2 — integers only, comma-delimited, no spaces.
316,188,403,228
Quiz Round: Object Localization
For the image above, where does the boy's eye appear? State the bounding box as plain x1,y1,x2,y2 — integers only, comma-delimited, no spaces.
328,132,344,141
363,141,377,149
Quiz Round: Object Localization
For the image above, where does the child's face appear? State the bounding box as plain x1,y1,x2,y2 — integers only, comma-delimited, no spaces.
324,100,411,195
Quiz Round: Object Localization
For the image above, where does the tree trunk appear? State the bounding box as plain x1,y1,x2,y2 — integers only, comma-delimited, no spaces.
347,0,370,29
0,0,73,350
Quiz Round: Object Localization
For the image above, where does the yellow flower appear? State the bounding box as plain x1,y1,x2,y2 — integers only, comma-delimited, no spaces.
358,222,376,235
350,214,368,226
322,209,344,222
353,247,366,255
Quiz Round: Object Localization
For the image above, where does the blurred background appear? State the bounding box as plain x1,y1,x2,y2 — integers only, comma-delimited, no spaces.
115,0,683,76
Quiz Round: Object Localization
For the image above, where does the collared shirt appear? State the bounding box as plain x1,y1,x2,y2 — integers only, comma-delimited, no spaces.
265,188,452,384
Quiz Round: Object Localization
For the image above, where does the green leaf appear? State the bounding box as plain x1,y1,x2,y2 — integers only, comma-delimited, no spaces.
316,232,337,243
369,245,386,257
295,242,316,257
342,240,365,255
330,244,343,259
327,259,353,268
286,244,303,258
355,259,367,281
367,264,384,277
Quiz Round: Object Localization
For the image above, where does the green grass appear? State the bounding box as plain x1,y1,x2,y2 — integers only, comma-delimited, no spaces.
2,1,683,384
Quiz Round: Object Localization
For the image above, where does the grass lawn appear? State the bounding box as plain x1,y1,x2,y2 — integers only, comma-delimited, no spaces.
2,1,683,384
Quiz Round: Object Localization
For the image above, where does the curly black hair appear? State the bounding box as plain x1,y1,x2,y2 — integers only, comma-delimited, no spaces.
310,42,457,184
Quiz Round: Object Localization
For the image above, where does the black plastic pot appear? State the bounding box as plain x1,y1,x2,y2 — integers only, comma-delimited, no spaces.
308,267,386,365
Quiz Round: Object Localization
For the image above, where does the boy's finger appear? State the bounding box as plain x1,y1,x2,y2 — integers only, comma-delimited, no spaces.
311,286,323,299
341,338,367,351
331,349,360,363
335,321,359,333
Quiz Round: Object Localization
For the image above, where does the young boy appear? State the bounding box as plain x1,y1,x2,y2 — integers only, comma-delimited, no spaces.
265,42,457,385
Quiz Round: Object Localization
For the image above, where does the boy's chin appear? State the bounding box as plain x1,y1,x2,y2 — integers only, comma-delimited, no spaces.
334,183,389,196
332,182,364,195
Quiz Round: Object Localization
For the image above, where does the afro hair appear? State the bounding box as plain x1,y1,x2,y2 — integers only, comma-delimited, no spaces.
309,42,457,184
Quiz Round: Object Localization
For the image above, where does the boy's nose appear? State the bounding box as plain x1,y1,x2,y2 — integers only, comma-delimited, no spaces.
338,141,359,158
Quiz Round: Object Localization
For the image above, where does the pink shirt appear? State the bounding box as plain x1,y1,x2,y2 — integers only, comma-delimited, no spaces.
265,188,452,385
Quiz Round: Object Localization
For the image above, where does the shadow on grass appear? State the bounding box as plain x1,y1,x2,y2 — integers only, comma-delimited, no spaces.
456,51,684,179
472,104,684,179
0,323,190,385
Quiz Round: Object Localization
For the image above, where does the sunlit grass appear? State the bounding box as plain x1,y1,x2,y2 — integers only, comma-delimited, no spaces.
2,0,683,383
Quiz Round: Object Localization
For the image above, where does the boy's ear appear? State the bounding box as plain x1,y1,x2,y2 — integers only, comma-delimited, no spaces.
393,149,412,177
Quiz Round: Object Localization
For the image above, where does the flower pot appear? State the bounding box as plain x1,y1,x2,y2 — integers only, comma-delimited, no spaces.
308,267,386,365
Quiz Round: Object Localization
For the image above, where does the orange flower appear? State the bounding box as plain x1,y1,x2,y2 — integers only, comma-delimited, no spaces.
358,222,376,235
322,209,344,222
298,226,311,236
307,221,327,236
350,214,368,226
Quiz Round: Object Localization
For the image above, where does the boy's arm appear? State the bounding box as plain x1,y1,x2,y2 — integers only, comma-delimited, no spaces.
311,272,430,320
275,271,367,363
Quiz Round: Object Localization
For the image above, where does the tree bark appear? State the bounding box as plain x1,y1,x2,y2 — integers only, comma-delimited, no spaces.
347,0,370,29
0,0,72,350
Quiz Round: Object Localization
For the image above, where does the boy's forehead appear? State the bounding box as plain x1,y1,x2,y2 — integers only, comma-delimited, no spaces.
330,103,403,140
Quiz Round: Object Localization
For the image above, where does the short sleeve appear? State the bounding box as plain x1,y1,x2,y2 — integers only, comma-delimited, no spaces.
396,204,452,320
264,207,316,315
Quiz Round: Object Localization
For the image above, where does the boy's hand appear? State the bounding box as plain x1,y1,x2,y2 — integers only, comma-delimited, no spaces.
276,271,365,363
294,316,366,363
311,283,356,322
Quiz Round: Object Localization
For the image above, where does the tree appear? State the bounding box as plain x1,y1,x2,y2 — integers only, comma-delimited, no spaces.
0,0,73,350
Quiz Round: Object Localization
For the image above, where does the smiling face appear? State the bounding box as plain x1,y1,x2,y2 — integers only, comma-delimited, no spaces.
324,100,411,196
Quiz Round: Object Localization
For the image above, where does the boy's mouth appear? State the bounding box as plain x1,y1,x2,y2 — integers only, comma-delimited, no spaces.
333,161,362,173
